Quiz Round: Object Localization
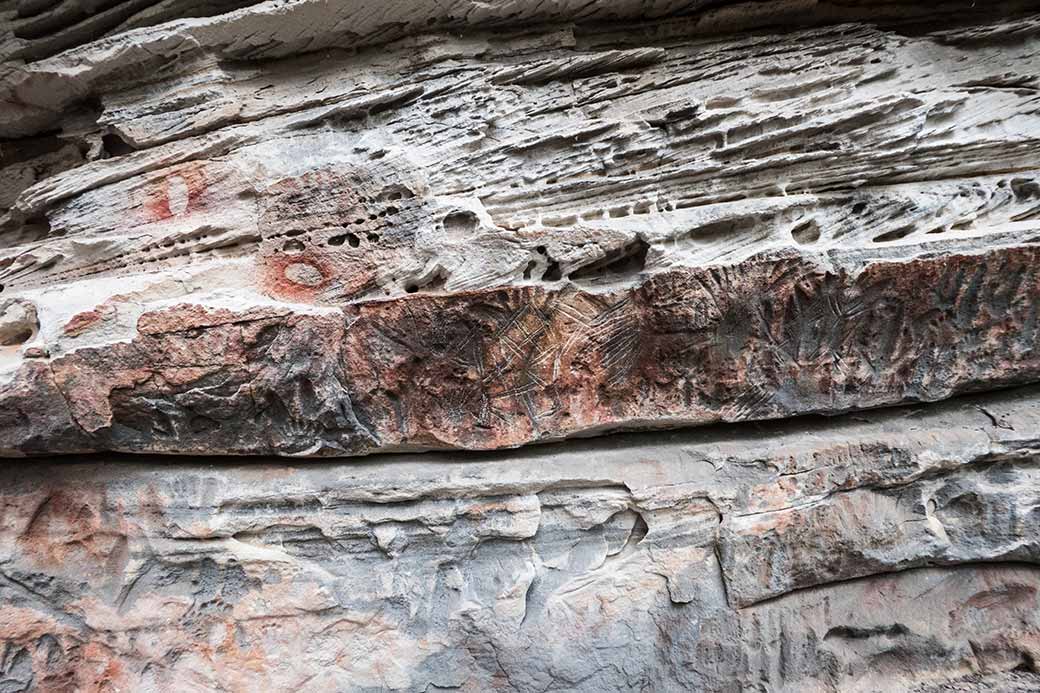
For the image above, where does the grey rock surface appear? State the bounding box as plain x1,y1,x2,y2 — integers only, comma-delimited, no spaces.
1,386,1040,691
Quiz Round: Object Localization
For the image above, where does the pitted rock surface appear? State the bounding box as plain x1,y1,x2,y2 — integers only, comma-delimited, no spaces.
2,1,1040,691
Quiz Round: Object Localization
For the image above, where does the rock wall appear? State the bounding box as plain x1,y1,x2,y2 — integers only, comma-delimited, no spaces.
2,0,1040,690
3,389,1040,691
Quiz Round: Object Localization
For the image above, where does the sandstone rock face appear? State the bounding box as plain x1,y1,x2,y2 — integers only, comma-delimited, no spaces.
4,0,1040,456
2,0,1040,691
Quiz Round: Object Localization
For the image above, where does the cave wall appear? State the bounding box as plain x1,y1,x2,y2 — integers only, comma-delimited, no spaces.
2,1,1040,690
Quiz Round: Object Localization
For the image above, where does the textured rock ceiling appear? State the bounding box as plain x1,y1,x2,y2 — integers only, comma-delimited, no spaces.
4,0,1040,456
2,0,1040,691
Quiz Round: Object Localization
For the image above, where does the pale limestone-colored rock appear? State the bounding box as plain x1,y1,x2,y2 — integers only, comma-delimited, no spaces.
0,300,36,346
2,3,1040,455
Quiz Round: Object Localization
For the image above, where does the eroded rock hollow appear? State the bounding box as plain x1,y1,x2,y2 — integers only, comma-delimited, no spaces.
2,0,1040,690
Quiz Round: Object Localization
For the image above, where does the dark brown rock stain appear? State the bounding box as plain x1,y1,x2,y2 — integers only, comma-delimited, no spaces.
2,244,1039,455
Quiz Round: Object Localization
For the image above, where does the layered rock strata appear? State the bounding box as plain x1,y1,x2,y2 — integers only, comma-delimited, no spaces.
3,1,1040,456
3,1,1040,691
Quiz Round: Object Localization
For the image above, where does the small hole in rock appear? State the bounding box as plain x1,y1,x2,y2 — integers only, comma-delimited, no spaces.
569,239,649,281
1014,651,1037,674
1011,178,1040,200
872,225,916,243
852,202,867,215
403,268,449,295
791,220,820,245
283,239,305,254
523,260,538,280
2,328,32,346
24,215,52,237
101,133,135,157
329,232,361,247
379,185,415,202
443,211,478,236
542,260,563,282
0,301,38,347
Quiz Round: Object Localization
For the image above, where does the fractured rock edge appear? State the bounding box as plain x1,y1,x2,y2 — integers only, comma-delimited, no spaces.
2,241,1039,456
2,384,1040,691
3,0,1038,137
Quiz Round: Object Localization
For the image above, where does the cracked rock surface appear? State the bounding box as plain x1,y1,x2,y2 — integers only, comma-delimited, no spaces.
2,0,1040,690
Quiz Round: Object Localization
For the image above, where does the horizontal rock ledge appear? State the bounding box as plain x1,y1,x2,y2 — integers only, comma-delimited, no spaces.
3,5,1040,457
2,0,1033,138
2,241,1038,456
